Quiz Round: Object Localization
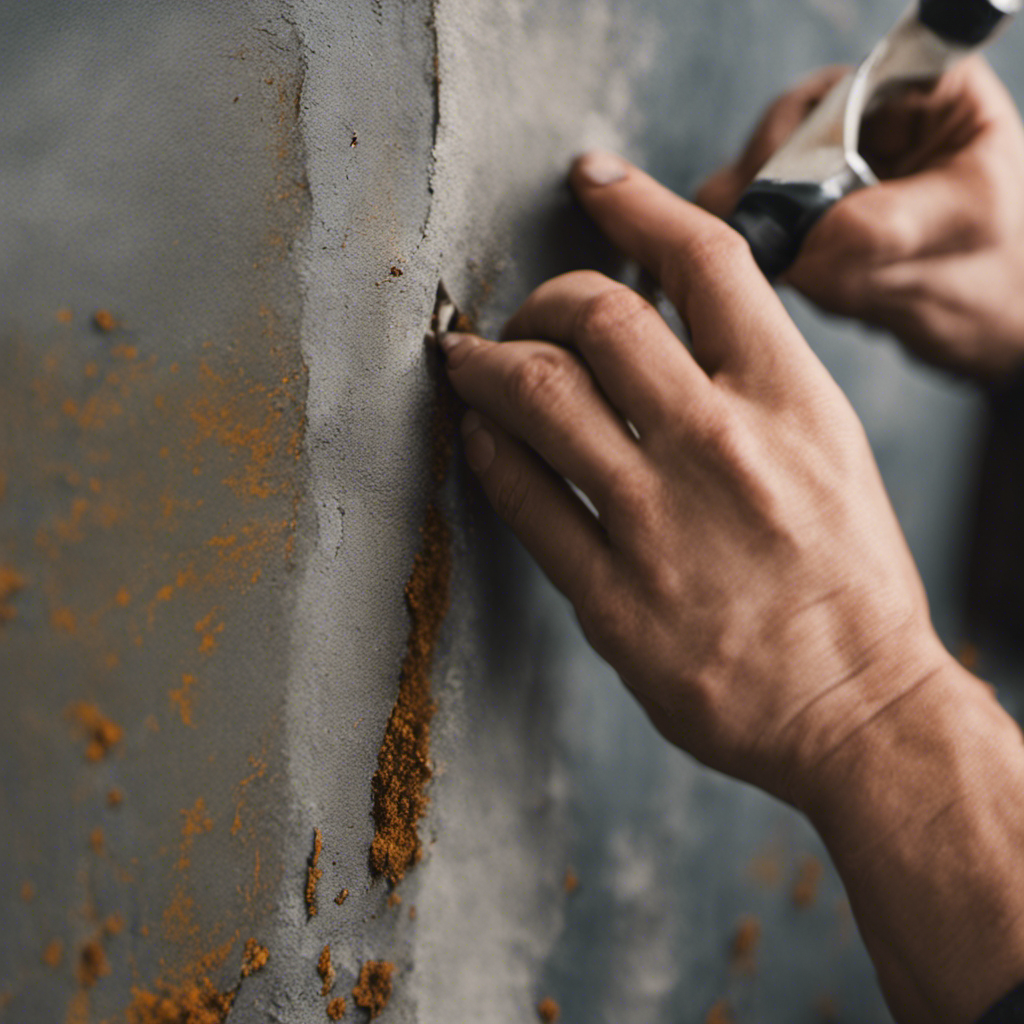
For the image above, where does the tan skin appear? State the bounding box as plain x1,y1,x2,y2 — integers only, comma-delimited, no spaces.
438,58,1024,1024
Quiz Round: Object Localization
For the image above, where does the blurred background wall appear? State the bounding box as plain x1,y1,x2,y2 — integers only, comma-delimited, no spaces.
2,1,1022,1021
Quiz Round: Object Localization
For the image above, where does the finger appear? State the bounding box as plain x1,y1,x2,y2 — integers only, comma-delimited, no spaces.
441,331,645,520
502,270,708,435
570,151,805,376
459,409,618,607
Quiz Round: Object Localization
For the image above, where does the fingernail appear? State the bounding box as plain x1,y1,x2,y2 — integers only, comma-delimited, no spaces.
576,150,628,187
439,331,479,369
461,412,495,473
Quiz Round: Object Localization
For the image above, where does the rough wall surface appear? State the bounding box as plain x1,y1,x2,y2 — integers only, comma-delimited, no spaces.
2,2,1022,1023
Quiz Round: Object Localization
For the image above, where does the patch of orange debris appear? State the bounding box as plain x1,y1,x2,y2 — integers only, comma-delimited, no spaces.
792,856,824,908
169,673,198,727
306,828,323,918
317,944,336,995
76,938,109,988
240,938,269,978
92,310,118,332
705,999,734,1024
0,565,25,624
195,608,224,653
42,938,63,968
66,702,123,761
51,606,78,634
126,976,235,1024
369,505,451,884
537,997,560,1023
352,961,394,1020
731,915,761,972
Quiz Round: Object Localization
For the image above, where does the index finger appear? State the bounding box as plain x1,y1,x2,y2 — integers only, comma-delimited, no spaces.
570,151,807,378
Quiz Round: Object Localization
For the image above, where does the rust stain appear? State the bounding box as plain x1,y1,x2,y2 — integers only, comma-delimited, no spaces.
41,938,63,968
352,961,394,1020
66,701,123,761
537,997,561,1023
92,310,118,332
240,938,269,978
0,565,25,624
369,504,451,884
169,673,198,727
305,827,323,918
731,915,761,973
317,944,336,995
792,855,824,908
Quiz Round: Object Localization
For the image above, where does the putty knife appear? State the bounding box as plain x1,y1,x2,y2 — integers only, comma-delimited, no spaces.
730,0,1021,279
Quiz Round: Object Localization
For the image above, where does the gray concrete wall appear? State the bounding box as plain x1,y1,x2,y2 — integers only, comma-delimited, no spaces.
2,2,1022,1022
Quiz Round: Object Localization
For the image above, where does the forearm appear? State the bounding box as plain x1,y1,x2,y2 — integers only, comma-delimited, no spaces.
801,655,1024,1023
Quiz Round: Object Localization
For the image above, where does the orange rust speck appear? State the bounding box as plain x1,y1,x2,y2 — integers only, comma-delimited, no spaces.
705,999,734,1024
42,938,63,967
731,915,761,971
50,606,78,634
537,997,560,1023
792,856,824,908
317,944,336,995
241,938,270,978
107,787,124,808
169,674,198,727
89,826,105,853
66,702,123,761
306,828,323,918
56,307,74,324
77,939,109,988
93,310,118,332
155,584,175,602
0,565,26,624
352,961,394,1020
103,914,124,937
327,997,346,1020
20,880,36,902
564,867,579,895
334,888,349,906
115,587,131,607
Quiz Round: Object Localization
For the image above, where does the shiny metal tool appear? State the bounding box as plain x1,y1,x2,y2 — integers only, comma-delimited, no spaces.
730,0,1021,279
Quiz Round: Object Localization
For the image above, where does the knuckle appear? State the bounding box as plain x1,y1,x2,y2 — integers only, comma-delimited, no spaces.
505,348,582,416
666,224,753,292
573,285,649,342
603,464,659,528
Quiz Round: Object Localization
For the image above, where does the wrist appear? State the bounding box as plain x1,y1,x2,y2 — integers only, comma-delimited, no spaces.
797,654,1024,1022
797,653,1019,847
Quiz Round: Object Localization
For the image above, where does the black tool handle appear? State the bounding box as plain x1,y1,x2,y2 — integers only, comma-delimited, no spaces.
919,0,1014,46
727,182,837,280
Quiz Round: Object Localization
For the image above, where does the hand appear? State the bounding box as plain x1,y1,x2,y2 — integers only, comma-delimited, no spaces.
697,58,1024,378
439,151,950,805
